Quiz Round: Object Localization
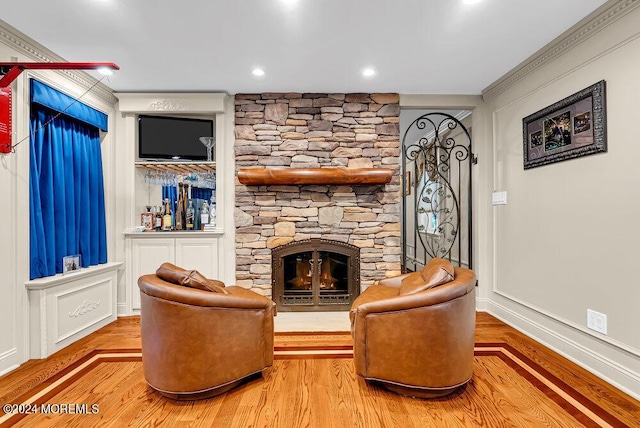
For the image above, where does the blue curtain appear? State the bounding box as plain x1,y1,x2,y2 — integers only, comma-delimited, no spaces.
31,79,108,130
30,86,107,279
163,186,211,203
191,187,212,202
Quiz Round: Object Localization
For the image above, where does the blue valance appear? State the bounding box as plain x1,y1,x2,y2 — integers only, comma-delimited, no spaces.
30,79,108,131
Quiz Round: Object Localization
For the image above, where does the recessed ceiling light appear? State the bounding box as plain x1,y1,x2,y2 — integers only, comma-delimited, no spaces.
252,68,265,77
362,68,376,77
462,0,483,4
97,67,113,76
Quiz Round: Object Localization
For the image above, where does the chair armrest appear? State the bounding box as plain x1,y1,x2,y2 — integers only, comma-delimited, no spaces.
353,268,476,318
353,281,471,317
226,286,277,314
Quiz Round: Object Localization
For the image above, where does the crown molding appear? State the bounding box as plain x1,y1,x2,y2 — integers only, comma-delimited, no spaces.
482,0,640,101
0,20,117,105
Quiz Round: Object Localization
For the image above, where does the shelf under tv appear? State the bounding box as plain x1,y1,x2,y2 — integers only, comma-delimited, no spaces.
135,161,216,174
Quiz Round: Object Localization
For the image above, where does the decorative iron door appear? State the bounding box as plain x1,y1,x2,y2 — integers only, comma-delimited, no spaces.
401,112,475,271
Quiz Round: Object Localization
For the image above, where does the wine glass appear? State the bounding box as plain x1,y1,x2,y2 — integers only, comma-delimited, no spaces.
199,137,216,162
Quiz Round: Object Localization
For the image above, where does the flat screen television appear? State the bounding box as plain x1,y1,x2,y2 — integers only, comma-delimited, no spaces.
138,115,214,161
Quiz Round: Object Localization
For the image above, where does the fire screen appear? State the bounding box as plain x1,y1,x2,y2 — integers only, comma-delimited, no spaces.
272,239,360,312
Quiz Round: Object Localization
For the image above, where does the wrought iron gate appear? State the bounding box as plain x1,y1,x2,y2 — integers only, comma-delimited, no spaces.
401,112,475,271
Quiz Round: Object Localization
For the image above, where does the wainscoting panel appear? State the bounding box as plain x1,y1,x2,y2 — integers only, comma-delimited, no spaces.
26,262,121,359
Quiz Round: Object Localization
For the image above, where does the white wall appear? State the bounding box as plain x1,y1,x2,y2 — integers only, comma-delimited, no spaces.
0,42,25,375
482,1,640,398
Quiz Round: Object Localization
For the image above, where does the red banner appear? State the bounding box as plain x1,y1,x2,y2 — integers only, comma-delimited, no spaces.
0,86,11,153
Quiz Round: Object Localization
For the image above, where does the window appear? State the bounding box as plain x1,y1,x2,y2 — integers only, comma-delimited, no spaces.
29,79,108,279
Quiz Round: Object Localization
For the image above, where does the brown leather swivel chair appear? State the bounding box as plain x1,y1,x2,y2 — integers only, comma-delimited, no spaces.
138,263,275,400
350,258,476,398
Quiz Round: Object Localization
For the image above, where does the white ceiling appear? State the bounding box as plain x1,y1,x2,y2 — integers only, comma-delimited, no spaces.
1,0,608,94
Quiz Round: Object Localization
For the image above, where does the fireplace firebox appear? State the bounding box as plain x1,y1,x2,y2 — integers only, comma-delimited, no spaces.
272,239,360,312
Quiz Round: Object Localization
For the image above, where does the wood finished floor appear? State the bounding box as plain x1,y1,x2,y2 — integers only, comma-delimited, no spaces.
0,313,638,427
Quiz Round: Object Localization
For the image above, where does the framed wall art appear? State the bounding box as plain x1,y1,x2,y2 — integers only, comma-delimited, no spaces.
523,80,606,169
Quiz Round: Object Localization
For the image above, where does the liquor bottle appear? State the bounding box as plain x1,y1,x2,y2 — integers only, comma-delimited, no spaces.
141,209,153,231
209,192,216,227
183,184,190,226
154,205,162,231
162,198,172,231
186,200,195,230
175,184,184,230
200,200,210,229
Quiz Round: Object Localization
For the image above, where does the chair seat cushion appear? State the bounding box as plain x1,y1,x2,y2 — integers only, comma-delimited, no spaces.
399,258,454,295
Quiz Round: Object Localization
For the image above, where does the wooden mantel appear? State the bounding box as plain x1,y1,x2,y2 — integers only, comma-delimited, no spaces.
237,167,393,186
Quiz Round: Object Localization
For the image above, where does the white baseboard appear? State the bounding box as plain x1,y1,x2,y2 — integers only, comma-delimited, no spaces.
0,363,19,378
475,296,489,312
482,300,640,400
117,303,128,317
0,347,18,377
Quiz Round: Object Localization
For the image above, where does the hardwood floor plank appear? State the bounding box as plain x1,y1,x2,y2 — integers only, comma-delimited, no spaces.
1,313,639,427
474,356,582,427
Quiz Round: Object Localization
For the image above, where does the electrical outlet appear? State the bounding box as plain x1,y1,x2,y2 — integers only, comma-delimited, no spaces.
587,309,607,335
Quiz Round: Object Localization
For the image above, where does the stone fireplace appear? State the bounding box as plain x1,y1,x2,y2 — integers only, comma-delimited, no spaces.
272,239,360,312
234,93,402,306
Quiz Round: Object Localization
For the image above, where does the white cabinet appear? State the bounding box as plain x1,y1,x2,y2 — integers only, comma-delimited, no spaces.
125,232,222,313
175,238,219,279
128,237,175,311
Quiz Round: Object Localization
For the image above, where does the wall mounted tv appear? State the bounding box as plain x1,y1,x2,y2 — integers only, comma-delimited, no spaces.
138,115,214,161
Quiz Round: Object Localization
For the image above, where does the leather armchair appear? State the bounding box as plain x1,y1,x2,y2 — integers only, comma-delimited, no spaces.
350,259,476,398
138,263,275,400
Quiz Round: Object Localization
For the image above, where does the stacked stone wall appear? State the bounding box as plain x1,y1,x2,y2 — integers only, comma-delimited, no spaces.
234,93,402,297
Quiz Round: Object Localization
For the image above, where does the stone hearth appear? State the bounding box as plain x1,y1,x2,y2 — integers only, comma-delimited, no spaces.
234,93,402,299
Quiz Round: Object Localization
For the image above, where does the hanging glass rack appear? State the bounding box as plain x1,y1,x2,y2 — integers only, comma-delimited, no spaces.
136,162,216,189
135,161,215,174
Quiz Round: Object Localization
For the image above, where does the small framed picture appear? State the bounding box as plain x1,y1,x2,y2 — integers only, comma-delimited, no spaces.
141,212,155,231
63,254,81,275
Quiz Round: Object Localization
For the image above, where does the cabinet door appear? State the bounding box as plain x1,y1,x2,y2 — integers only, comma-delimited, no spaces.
131,238,175,310
175,238,219,280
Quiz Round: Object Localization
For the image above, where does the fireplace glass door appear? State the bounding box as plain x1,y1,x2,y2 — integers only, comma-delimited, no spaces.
273,239,360,311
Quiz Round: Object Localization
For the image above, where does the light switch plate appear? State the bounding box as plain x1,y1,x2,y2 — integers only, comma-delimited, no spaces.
492,191,507,205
